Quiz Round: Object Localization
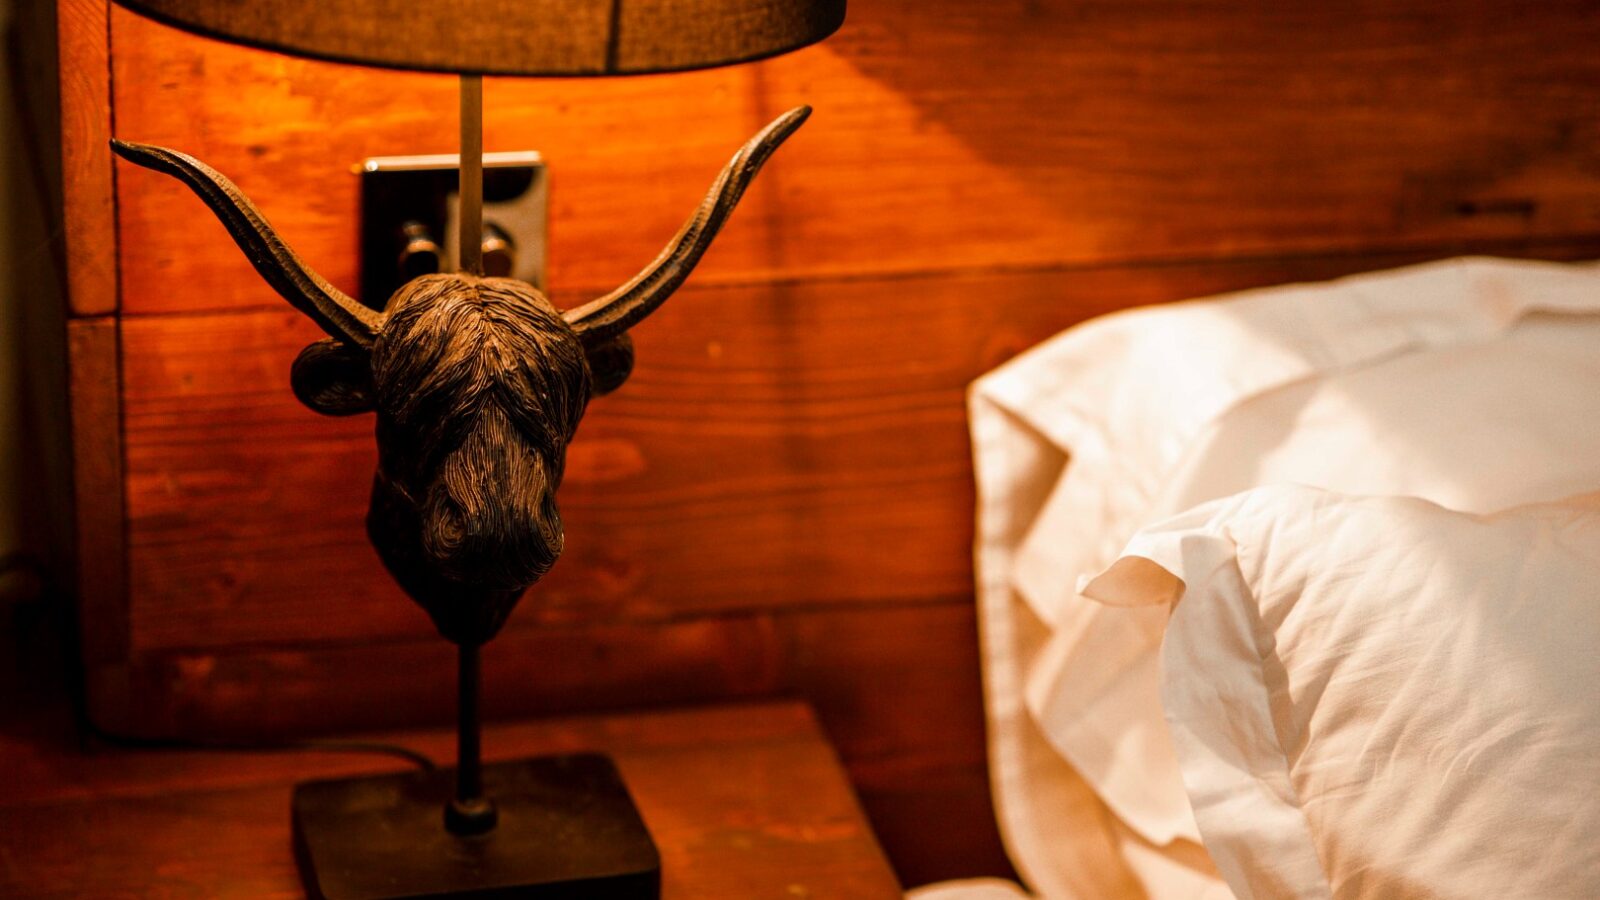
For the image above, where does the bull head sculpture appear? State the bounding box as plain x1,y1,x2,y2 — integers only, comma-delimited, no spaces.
112,107,810,645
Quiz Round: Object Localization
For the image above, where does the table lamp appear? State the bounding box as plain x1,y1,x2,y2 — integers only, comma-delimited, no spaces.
103,1,845,897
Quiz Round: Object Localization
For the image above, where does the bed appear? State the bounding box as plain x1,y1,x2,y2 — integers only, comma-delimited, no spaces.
919,257,1600,899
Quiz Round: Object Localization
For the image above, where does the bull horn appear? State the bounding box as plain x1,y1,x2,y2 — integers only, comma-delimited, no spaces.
562,106,811,345
110,140,382,349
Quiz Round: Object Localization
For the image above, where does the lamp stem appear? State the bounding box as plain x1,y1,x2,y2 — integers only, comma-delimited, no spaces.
458,74,484,276
444,642,497,835
457,642,483,799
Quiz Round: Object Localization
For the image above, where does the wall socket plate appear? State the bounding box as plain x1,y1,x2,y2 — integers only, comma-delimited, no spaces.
358,151,548,310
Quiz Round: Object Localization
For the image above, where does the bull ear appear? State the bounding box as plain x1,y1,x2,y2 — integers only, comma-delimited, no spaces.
562,106,810,346
291,339,376,416
583,333,635,396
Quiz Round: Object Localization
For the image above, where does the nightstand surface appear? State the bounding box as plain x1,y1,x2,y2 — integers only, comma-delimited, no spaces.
0,701,902,898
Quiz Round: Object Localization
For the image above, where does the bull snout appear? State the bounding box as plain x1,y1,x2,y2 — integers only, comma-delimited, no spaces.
414,401,567,591
419,476,564,592
366,460,561,645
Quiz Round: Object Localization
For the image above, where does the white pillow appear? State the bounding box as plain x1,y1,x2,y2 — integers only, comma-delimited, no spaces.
967,257,1600,897
1083,486,1600,900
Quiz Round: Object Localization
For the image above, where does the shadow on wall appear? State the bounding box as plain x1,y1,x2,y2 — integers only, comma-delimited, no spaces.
827,0,1600,259
0,0,71,613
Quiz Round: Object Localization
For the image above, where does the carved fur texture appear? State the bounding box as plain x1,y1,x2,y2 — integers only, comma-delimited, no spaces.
367,275,591,642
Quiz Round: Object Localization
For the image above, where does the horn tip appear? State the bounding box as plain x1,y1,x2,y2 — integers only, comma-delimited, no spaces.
765,106,812,143
109,138,155,162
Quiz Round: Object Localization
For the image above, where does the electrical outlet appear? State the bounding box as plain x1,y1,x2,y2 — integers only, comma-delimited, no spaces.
358,152,547,310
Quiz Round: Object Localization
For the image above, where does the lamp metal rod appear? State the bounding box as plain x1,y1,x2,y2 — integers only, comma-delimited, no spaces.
444,641,497,835
457,642,482,802
459,74,484,276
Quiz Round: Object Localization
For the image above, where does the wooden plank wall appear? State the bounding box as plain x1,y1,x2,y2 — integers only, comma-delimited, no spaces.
80,0,1600,886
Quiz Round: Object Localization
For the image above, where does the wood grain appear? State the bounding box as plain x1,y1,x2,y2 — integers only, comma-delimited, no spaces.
57,0,118,316
79,602,995,887
110,0,1600,316
2,701,820,807
82,604,988,773
0,702,904,899
68,317,126,665
119,245,1600,651
781,604,1016,885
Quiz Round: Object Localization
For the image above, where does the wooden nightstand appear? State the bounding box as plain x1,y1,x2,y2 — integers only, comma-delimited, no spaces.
0,701,902,898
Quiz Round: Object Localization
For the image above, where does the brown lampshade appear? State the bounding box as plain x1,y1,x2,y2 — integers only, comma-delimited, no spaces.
113,0,845,76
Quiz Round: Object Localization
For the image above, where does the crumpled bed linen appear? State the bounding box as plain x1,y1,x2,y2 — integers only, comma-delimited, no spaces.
1082,486,1600,899
947,257,1600,899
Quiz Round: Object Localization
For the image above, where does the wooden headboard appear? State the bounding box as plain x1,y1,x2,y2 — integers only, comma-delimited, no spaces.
57,0,1600,885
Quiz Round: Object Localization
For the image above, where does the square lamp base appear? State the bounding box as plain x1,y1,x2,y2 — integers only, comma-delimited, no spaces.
292,753,660,899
